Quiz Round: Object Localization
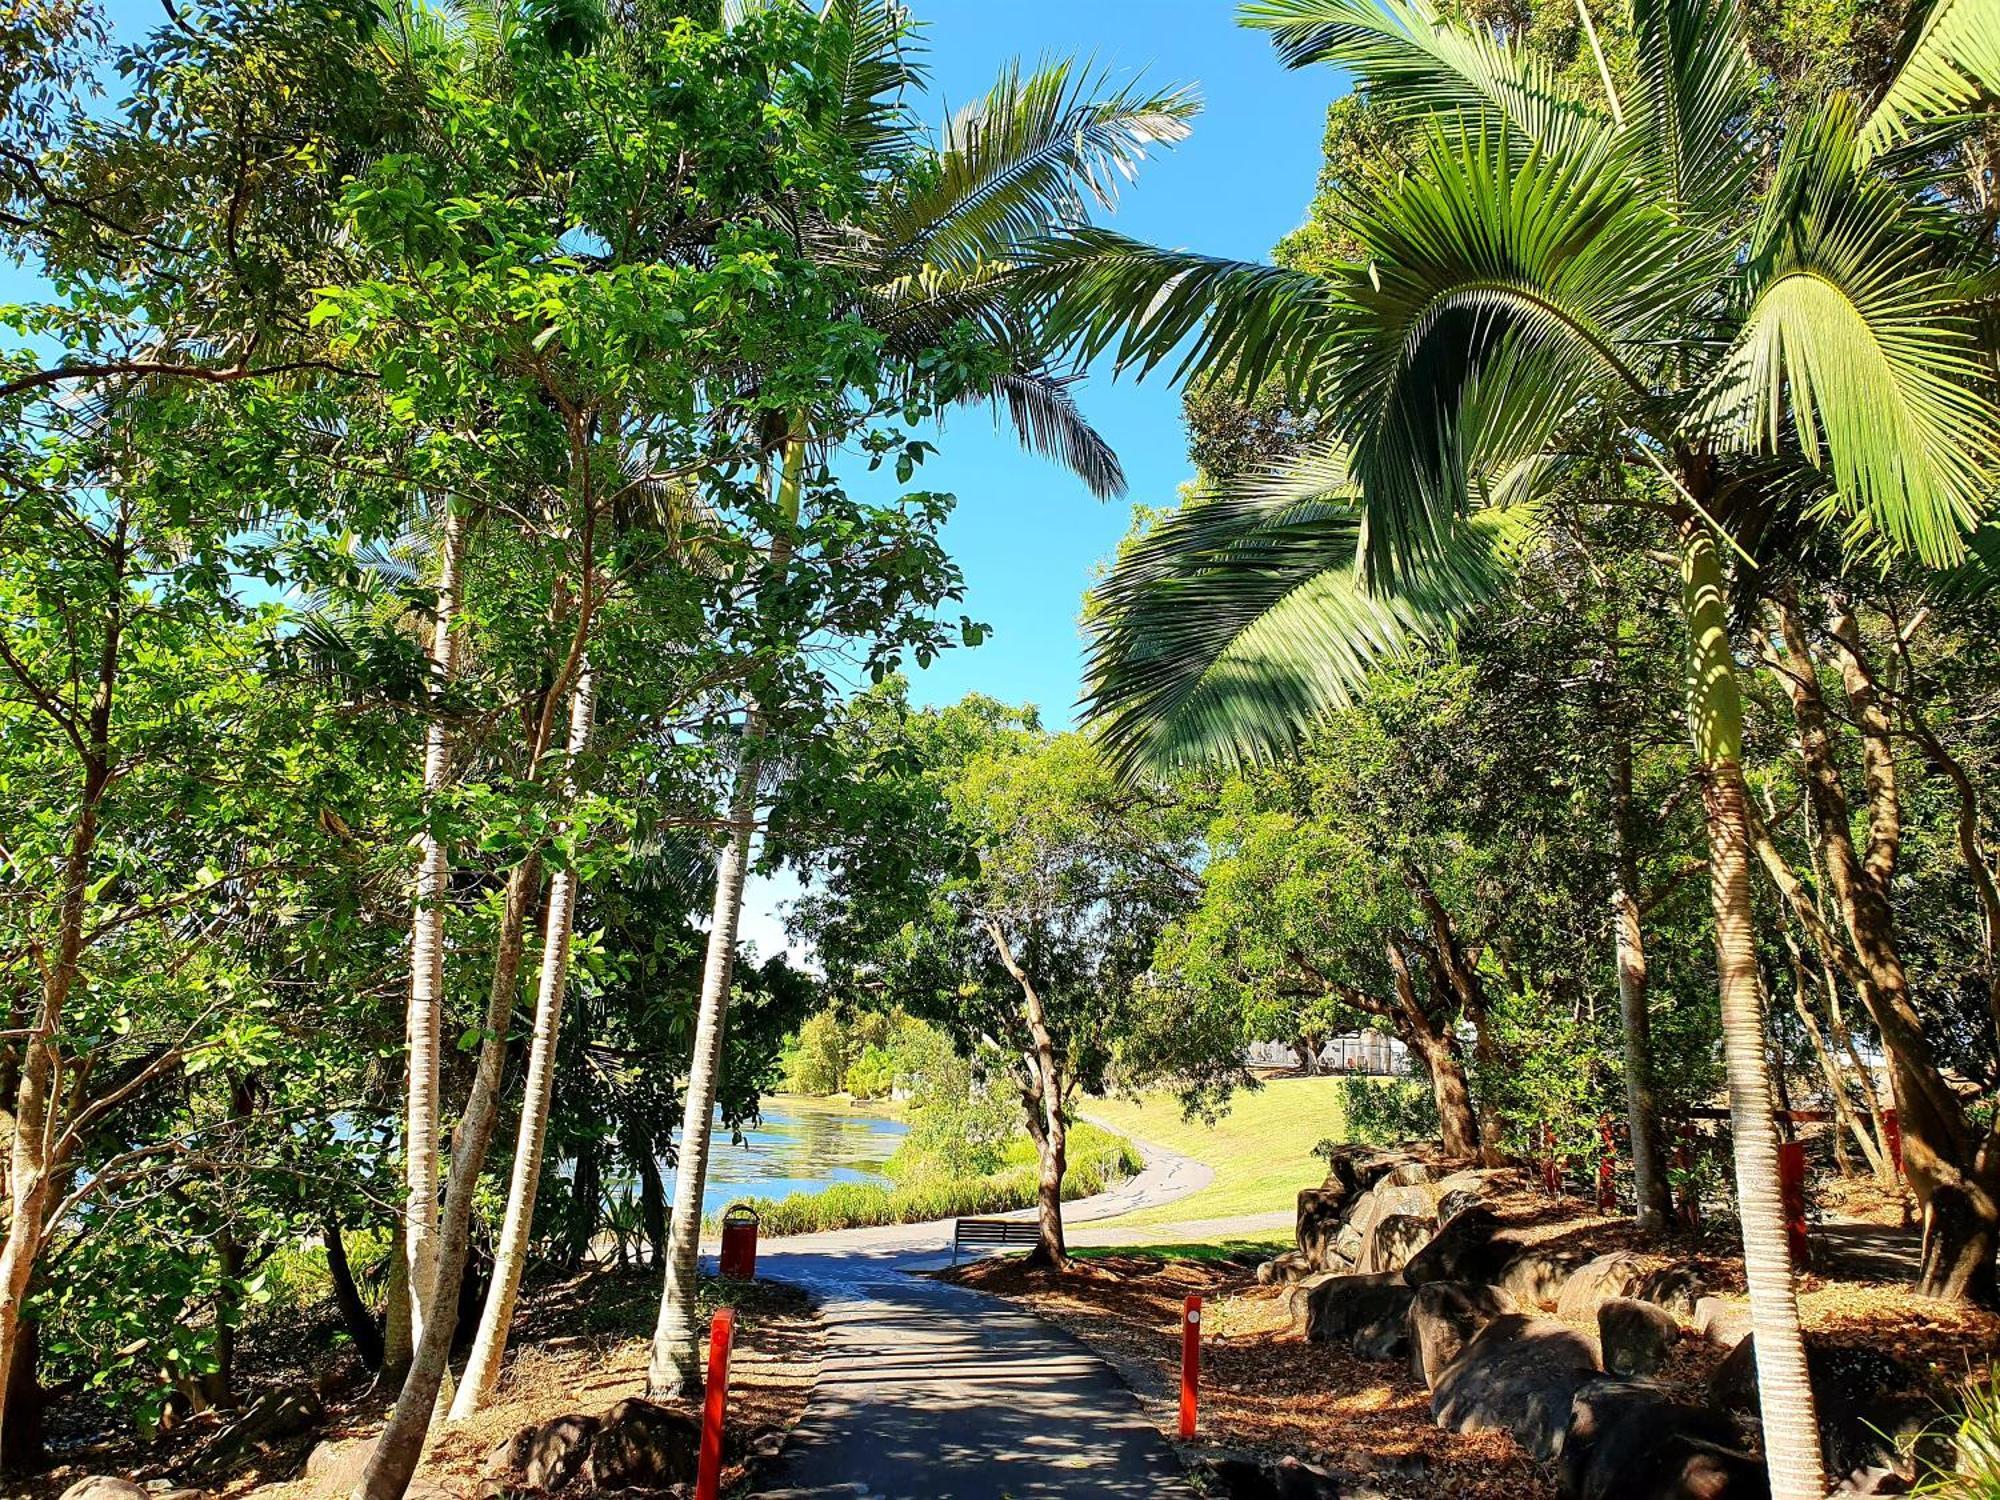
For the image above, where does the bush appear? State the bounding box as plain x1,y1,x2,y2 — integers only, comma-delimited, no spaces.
720,1123,1142,1238
1330,1076,1439,1147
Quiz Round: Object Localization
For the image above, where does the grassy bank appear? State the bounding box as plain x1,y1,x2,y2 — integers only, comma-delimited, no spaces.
719,1122,1142,1239
1083,1075,1378,1229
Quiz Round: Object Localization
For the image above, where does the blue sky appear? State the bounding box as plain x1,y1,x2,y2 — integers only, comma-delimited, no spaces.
875,1,1338,727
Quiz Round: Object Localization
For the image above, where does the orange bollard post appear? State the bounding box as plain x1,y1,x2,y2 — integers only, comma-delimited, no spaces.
1778,1140,1809,1267
694,1307,736,1500
1179,1295,1201,1440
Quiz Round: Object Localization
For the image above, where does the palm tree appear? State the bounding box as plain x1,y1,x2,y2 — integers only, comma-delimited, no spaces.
1033,2,1998,1495
644,0,1196,1397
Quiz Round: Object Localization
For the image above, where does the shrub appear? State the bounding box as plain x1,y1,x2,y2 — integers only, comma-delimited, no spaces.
720,1123,1141,1238
1330,1077,1440,1147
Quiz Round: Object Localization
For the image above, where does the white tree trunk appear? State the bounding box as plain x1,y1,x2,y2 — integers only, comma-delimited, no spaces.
404,506,467,1358
647,729,761,1396
448,663,596,1418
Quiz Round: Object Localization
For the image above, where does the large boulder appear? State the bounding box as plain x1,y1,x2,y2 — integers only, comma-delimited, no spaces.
1635,1262,1705,1321
1257,1249,1321,1286
1598,1297,1680,1377
1559,1379,1768,1500
1431,1314,1601,1459
1318,1144,1428,1198
1298,1271,1415,1354
1296,1186,1354,1271
1695,1296,1754,1348
1407,1281,1516,1390
1356,1214,1433,1276
60,1481,149,1500
1710,1336,1934,1483
1403,1207,1517,1288
1200,1454,1379,1500
1494,1247,1576,1311
303,1436,376,1496
1555,1252,1649,1320
583,1398,701,1491
486,1412,600,1492
187,1387,326,1479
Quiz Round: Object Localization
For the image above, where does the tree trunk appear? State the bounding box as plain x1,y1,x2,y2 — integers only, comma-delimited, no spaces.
1027,1102,1068,1270
1783,935,1888,1180
1294,1035,1323,1075
356,848,544,1498
324,1221,384,1371
565,1137,602,1269
1770,591,1997,1303
450,662,596,1418
1385,941,1478,1159
1681,517,1825,1500
647,732,762,1397
649,434,806,1396
1609,712,1670,1232
379,1220,412,1380
403,506,467,1361
0,1315,43,1478
631,1120,667,1268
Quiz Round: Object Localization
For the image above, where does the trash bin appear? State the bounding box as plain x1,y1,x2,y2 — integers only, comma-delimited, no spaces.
719,1203,758,1280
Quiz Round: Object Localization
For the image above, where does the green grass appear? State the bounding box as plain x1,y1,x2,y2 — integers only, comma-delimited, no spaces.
1073,1236,1289,1263
1082,1075,1386,1228
715,1123,1142,1238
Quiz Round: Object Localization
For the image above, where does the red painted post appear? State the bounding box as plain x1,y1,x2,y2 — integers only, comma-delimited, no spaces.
1179,1296,1201,1440
1597,1115,1617,1215
694,1307,736,1500
1778,1139,1809,1267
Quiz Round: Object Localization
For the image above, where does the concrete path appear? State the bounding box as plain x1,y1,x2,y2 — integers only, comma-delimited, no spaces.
743,1143,1210,1498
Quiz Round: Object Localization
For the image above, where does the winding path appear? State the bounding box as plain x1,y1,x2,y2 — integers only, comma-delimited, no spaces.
744,1143,1212,1498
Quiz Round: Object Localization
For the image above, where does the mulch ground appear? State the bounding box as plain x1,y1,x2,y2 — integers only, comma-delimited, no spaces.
22,1266,822,1500
944,1170,2000,1499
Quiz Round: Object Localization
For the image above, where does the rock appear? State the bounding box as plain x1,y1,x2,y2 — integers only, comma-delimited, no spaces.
1318,1144,1427,1197
1710,1336,1934,1482
1598,1297,1681,1377
1403,1207,1515,1288
302,1436,375,1495
1635,1262,1704,1321
1298,1272,1415,1353
1695,1295,1754,1348
1383,1160,1437,1188
1286,1271,1339,1330
1198,1454,1371,1500
1258,1249,1319,1286
583,1398,700,1490
1407,1281,1515,1389
486,1412,600,1492
1352,1306,1412,1362
1431,1314,1601,1460
1837,1469,1913,1495
187,1388,326,1479
60,1481,149,1500
1494,1247,1575,1311
1357,1214,1433,1276
1555,1252,1649,1319
1296,1186,1354,1271
1559,1378,1768,1500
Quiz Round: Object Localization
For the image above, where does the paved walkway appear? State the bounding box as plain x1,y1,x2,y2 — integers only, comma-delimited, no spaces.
743,1143,1211,1498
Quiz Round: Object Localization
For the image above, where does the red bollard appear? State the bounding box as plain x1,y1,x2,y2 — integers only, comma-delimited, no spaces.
694,1307,736,1500
1778,1140,1810,1267
1597,1115,1617,1214
1179,1295,1201,1440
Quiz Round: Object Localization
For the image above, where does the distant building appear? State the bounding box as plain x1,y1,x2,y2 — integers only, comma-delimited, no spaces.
1245,1032,1408,1076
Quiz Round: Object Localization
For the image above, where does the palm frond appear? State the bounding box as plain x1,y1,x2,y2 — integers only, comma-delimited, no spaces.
875,59,1198,281
1858,0,2000,161
1240,0,1607,149
1027,228,1341,400
808,0,926,176
1713,98,1997,566
974,365,1125,500
1083,441,1531,774
1628,0,1757,220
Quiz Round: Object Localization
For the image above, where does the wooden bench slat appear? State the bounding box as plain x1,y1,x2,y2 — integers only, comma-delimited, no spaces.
951,1216,1042,1263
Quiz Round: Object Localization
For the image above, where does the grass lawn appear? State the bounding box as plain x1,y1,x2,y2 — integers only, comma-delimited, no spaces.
1081,1074,1365,1228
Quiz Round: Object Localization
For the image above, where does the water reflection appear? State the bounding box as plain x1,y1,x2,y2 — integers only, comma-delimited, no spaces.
668,1096,908,1216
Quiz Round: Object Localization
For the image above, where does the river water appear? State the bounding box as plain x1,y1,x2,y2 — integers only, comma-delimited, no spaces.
676,1096,908,1216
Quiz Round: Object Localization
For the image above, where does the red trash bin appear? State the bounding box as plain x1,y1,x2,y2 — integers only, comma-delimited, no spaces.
719,1203,758,1280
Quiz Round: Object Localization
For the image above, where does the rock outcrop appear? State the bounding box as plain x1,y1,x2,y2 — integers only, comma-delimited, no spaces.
1559,1379,1768,1500
1597,1297,1680,1377
1431,1314,1602,1459
1406,1280,1515,1389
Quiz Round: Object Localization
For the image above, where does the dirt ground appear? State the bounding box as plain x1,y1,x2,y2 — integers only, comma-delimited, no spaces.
946,1172,2000,1500
21,1267,822,1500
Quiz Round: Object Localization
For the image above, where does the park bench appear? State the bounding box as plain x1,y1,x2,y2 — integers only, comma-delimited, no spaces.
951,1216,1041,1265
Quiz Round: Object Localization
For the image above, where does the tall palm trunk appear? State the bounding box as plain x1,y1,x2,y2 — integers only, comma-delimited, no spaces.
649,436,804,1396
404,504,467,1367
1680,516,1824,1500
647,723,762,1395
449,662,597,1417
356,851,544,1499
